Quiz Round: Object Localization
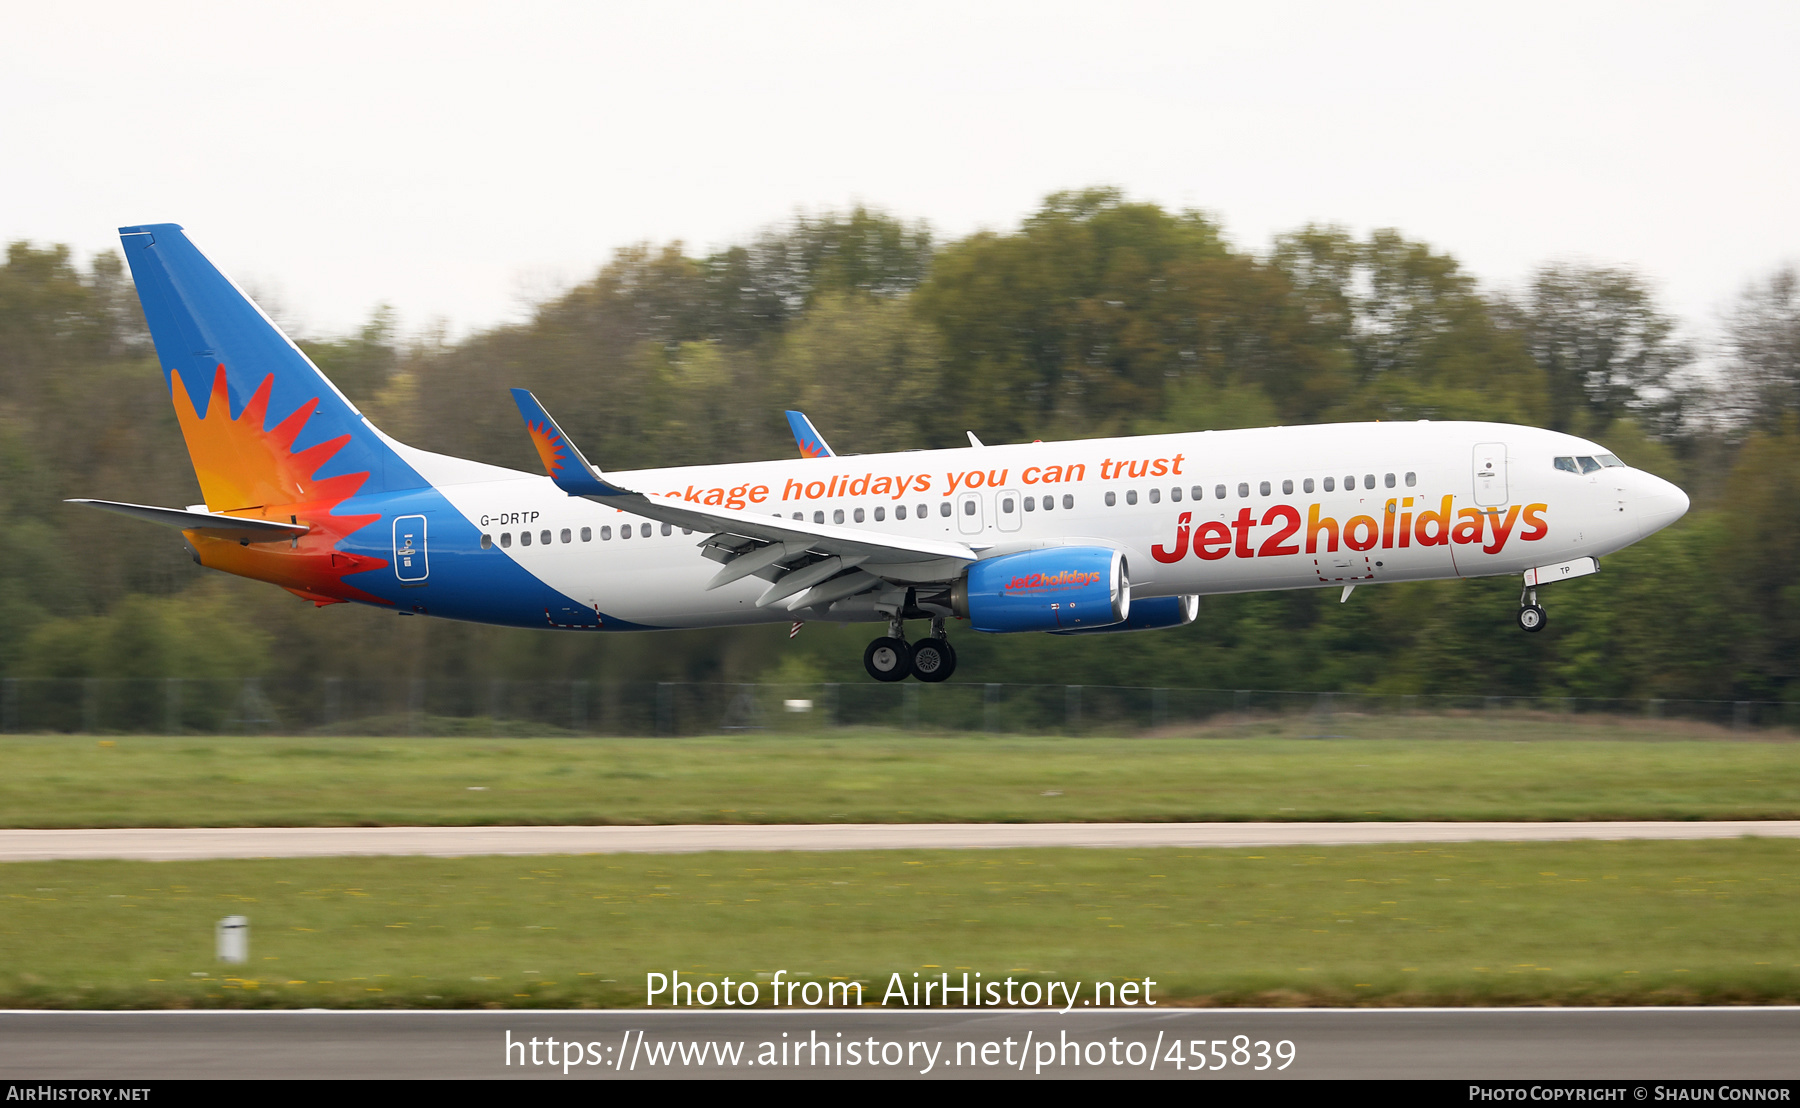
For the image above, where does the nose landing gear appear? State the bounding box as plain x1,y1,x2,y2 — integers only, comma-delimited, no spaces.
1518,584,1548,633
863,617,957,681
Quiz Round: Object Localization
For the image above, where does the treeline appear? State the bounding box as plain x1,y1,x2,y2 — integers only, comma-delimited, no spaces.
2,190,1797,700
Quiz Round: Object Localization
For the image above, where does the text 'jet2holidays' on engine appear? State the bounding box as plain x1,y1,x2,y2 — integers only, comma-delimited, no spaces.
74,225,1690,682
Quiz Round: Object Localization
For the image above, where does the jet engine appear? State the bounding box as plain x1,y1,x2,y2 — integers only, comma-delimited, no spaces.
950,547,1129,632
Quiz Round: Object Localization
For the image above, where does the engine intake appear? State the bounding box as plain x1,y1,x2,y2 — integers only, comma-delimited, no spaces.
951,547,1130,633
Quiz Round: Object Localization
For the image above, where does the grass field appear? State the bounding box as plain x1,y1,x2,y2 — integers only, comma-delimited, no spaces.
2,839,1796,1009
0,715,1795,827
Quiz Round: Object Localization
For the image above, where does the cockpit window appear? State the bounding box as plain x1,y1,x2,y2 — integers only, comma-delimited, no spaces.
1577,456,1602,474
1554,456,1579,474
1597,453,1625,468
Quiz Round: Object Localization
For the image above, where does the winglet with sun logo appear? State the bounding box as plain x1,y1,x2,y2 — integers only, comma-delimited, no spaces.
508,389,635,499
785,410,836,458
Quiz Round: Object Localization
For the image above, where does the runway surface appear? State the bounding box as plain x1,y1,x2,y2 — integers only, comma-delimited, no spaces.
3,1008,1797,1079
3,820,1797,861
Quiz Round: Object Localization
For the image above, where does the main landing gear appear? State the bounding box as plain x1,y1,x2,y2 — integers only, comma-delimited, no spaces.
863,617,957,682
1518,584,1547,633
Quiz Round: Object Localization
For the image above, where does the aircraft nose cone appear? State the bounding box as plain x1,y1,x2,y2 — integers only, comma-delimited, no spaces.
1637,474,1689,538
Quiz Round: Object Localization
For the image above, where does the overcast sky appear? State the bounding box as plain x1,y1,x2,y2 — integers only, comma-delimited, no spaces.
5,1,1795,345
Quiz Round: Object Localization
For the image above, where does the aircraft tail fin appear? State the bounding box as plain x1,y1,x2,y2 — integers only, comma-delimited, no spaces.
117,224,421,514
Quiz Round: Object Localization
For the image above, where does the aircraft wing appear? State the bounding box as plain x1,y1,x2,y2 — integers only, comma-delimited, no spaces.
68,499,311,543
509,390,977,608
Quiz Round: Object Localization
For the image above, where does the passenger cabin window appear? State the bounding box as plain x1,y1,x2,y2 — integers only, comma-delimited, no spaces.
1126,490,1138,505
561,528,572,543
814,511,825,524
1303,478,1314,493
538,530,549,545
1237,483,1249,498
874,507,885,521
640,523,651,538
1577,456,1602,474
1363,474,1375,490
1061,494,1073,509
938,502,950,517
520,531,532,546
1384,473,1395,488
1148,488,1161,504
1026,497,1037,511
1323,476,1335,492
917,503,928,518
1405,472,1417,487
481,534,493,549
962,500,976,516
499,533,511,548
1000,497,1014,514
1170,486,1182,502
660,523,671,536
580,527,591,542
619,526,629,540
1282,479,1293,495
1104,492,1115,507
854,507,864,523
896,505,907,520
1259,481,1271,496
834,509,845,524
1191,485,1204,501
1041,495,1055,511
600,526,611,540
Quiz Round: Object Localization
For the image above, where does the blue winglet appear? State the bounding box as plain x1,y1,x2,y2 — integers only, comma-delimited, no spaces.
785,410,836,458
509,389,633,498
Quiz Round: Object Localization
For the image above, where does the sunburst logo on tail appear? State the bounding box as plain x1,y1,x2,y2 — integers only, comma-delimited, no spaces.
171,365,387,604
525,419,571,478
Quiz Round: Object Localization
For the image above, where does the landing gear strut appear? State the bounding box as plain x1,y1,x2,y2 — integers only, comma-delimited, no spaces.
864,616,957,682
1518,584,1547,633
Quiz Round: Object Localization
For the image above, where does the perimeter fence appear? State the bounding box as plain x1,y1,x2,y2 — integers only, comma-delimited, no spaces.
0,677,1795,737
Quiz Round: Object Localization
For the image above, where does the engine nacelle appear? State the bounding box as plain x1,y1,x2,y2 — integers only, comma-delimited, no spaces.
951,547,1130,632
1051,593,1197,635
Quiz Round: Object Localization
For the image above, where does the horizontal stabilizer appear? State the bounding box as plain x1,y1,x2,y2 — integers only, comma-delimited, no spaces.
509,389,634,498
67,499,310,543
785,411,836,458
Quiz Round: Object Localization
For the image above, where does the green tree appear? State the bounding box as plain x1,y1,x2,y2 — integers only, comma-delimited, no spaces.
916,188,1341,444
1723,266,1800,432
1272,227,1548,424
1501,264,1691,437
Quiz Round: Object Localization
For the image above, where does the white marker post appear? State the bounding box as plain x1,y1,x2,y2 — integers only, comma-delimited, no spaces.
216,915,248,964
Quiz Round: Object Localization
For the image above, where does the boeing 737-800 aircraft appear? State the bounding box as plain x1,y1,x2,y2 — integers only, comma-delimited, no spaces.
76,225,1690,682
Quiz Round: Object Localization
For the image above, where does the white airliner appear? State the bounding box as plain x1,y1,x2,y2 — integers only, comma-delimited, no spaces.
77,225,1691,682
